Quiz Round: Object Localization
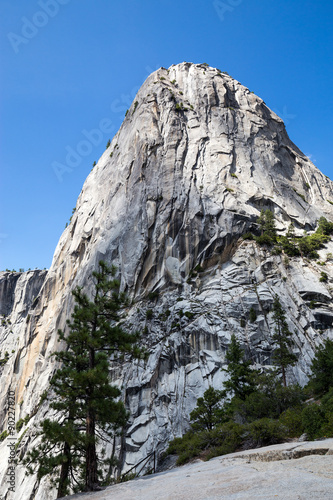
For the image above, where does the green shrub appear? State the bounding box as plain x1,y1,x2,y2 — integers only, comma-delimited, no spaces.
194,264,204,273
255,234,275,246
317,217,333,235
106,139,111,149
167,422,243,465
301,404,325,440
148,291,159,300
184,311,194,319
167,431,203,465
204,422,243,460
230,173,238,178
146,309,153,320
320,271,328,283
279,408,304,437
245,418,286,447
0,430,8,442
16,415,30,432
249,307,257,323
278,236,300,257
242,233,254,240
320,387,333,414
320,413,333,438
0,351,9,366
232,376,305,423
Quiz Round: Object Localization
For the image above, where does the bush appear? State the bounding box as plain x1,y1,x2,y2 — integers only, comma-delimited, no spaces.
245,418,286,448
319,389,333,437
301,404,325,440
231,380,304,423
255,234,275,246
0,430,8,442
184,311,194,319
320,271,328,283
317,217,333,235
204,422,243,460
320,387,333,414
146,309,153,320
167,431,203,465
167,422,243,465
249,307,257,323
279,408,304,437
278,236,300,257
148,291,159,300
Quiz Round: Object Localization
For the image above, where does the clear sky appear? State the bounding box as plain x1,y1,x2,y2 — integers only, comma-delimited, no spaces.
1,0,332,270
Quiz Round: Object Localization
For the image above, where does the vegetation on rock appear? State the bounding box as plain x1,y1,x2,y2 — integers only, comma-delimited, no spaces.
23,261,143,497
166,327,333,465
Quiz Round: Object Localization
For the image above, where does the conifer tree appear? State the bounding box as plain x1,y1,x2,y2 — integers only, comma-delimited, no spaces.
307,339,333,396
271,295,297,387
222,334,257,400
256,209,277,244
189,387,224,431
24,261,142,496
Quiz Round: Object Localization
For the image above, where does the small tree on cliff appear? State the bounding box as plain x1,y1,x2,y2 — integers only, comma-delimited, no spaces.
24,261,143,497
190,387,224,431
271,295,297,387
256,209,277,245
222,334,257,401
307,339,333,396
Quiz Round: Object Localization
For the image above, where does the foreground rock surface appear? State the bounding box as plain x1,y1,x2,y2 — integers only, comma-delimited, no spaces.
62,439,333,500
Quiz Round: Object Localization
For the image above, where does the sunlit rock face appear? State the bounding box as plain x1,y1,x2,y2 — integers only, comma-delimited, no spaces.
1,62,333,499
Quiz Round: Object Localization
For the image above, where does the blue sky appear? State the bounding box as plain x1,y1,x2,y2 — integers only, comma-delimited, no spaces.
1,0,332,270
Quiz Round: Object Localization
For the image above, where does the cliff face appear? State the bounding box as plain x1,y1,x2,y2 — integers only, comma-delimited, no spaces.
1,62,333,499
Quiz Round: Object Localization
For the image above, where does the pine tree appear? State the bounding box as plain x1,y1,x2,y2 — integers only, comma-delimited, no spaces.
271,295,297,387
189,387,224,431
307,339,333,396
24,261,142,496
256,209,277,244
222,334,257,401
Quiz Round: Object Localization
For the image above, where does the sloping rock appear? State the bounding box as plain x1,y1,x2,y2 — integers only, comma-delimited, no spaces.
60,439,333,500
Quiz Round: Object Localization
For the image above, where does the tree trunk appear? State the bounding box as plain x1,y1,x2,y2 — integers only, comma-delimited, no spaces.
282,365,286,387
86,409,99,491
86,346,99,491
57,441,71,498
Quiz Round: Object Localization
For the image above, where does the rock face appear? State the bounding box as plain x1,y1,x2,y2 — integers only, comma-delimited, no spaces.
1,62,333,499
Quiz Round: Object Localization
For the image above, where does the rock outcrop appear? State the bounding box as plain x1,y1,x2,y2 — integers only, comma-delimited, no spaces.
1,62,333,499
